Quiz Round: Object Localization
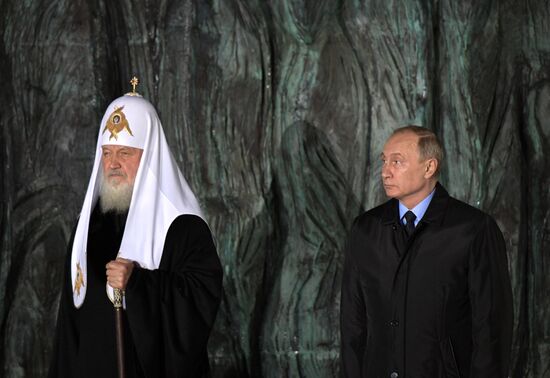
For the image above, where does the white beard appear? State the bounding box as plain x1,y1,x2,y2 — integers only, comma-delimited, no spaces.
99,172,134,213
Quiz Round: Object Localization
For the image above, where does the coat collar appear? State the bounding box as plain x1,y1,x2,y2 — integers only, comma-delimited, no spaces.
381,182,450,226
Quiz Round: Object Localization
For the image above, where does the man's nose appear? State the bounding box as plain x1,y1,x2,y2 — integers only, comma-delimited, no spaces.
109,155,121,169
381,164,391,179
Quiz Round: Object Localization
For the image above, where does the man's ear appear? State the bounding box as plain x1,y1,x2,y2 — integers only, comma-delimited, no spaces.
424,158,438,179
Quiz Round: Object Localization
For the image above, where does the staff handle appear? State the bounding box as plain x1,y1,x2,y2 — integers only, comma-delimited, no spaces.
113,288,126,378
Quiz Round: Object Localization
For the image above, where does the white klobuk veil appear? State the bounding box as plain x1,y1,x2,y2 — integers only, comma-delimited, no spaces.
71,93,203,307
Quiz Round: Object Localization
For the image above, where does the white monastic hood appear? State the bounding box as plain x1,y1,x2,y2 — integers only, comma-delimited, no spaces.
71,94,203,307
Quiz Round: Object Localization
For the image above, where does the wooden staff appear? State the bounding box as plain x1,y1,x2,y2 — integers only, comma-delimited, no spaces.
113,288,126,378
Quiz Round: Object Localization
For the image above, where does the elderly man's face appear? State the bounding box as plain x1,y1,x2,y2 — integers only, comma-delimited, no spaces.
101,145,143,187
380,132,435,208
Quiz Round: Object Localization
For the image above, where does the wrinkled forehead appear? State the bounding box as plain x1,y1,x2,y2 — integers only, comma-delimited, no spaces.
99,95,156,149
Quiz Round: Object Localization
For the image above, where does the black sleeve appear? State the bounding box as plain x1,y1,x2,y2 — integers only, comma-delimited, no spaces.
340,218,367,377
467,215,513,377
48,228,79,378
124,214,223,378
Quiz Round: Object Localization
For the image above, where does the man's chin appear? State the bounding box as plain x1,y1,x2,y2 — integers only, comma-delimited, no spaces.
99,180,133,213
107,178,126,187
383,186,397,197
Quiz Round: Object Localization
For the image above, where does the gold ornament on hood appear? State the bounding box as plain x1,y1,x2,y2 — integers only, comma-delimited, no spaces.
74,262,85,296
102,105,134,141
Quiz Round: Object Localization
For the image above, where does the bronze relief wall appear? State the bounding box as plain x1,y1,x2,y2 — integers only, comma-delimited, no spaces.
0,0,548,376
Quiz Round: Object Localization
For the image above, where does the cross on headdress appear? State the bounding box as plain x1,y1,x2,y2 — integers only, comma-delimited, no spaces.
130,76,139,94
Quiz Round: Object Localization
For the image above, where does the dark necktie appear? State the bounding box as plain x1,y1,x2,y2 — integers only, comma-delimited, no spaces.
404,211,416,237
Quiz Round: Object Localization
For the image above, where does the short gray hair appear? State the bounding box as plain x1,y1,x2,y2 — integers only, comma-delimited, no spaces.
391,125,444,175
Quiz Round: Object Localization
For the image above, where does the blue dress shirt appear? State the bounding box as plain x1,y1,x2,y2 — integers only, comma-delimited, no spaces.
399,188,436,227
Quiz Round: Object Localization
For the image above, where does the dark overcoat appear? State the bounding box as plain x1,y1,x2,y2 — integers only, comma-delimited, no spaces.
340,184,513,378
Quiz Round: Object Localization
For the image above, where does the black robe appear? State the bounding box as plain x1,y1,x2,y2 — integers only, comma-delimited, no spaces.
340,183,513,378
49,204,223,377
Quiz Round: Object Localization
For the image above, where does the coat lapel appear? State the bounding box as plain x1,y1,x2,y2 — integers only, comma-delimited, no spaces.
380,198,404,257
385,183,451,293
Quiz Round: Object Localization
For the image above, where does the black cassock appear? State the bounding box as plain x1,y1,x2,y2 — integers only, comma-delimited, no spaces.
49,204,223,377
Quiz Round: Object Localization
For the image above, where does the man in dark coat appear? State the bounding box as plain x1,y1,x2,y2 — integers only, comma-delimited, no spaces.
340,126,513,378
49,83,223,377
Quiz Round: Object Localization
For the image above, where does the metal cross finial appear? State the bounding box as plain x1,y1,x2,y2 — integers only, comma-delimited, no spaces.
130,76,139,94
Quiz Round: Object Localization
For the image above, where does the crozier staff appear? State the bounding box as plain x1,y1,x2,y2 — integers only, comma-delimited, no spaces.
49,78,223,378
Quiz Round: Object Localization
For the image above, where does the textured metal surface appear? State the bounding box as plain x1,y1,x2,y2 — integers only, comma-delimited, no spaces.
0,0,548,377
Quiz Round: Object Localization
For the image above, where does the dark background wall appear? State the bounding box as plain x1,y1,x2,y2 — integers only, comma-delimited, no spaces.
1,0,548,377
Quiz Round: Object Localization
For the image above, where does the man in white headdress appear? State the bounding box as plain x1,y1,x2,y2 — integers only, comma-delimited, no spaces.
49,80,223,377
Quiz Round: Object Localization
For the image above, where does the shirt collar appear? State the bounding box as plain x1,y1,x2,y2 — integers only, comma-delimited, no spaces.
399,188,436,226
